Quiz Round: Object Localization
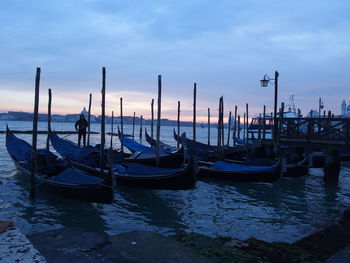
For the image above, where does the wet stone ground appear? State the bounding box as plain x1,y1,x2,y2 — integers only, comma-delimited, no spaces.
20,208,350,263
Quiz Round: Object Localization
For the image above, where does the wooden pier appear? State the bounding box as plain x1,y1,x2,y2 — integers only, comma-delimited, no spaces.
250,116,350,183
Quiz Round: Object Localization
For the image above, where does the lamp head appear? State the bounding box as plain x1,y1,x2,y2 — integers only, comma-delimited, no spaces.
260,75,270,87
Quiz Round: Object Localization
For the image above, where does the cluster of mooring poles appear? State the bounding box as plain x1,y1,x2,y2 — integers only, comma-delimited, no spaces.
28,68,349,199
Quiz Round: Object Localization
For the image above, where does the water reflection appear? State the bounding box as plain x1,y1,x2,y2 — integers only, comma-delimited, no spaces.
2,121,350,242
11,171,108,234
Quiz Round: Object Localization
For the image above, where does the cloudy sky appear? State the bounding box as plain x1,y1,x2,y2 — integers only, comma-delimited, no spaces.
0,0,349,121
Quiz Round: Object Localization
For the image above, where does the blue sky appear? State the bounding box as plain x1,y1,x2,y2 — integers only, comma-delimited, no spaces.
0,0,349,121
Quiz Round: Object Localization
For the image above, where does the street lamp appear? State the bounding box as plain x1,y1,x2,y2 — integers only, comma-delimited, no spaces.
260,71,279,139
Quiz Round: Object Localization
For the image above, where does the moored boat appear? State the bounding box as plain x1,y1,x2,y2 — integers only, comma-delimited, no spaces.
6,128,113,203
198,158,281,183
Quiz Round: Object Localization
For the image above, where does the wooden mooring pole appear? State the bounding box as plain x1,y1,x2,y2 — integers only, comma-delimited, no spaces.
140,115,143,141
177,101,180,148
208,108,210,146
193,83,197,142
156,75,162,167
246,103,249,141
217,97,222,149
100,67,106,176
87,93,92,146
120,97,124,152
110,111,114,147
237,115,241,139
151,99,154,140
243,113,246,141
46,88,52,150
263,105,266,139
30,67,41,199
227,111,232,146
132,112,135,139
221,97,224,148
233,105,237,146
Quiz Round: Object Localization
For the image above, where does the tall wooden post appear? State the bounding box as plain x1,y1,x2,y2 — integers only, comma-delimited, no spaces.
221,97,224,148
193,83,197,142
151,99,154,140
263,105,266,139
258,113,262,140
132,112,135,139
120,97,124,152
156,75,162,167
233,105,237,146
30,67,41,199
227,111,232,146
273,71,279,140
100,67,106,176
177,101,180,148
208,108,210,146
237,115,241,139
140,115,143,141
243,113,246,140
246,103,249,140
46,88,52,150
87,93,92,146
110,111,114,147
276,102,284,156
217,97,222,148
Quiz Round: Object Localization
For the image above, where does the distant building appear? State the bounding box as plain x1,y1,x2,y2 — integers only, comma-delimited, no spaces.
80,107,88,119
341,100,350,116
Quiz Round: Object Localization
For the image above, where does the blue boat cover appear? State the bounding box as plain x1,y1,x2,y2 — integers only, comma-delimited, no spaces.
120,136,165,153
50,133,98,161
48,168,102,185
6,132,32,161
212,161,275,172
125,163,183,176
7,132,57,162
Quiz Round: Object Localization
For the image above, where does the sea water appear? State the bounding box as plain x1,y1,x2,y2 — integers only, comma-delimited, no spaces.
1,120,350,242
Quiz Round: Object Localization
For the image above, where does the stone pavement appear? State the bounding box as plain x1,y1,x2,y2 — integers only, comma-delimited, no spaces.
0,223,46,263
28,228,213,263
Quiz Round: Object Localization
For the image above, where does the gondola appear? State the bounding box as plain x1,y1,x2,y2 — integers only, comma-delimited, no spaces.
284,157,309,177
114,161,196,190
50,132,196,189
173,130,246,161
119,130,184,168
198,158,281,183
145,129,177,153
6,128,113,203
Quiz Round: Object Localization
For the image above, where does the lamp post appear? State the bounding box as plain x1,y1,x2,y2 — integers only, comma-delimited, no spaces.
260,71,279,139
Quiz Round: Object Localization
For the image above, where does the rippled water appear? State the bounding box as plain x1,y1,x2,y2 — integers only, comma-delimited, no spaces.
1,120,350,242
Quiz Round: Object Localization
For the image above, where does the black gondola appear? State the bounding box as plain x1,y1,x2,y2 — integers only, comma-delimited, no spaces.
145,129,177,152
50,132,196,189
198,158,281,183
6,128,113,203
173,129,246,161
119,130,184,168
284,157,309,177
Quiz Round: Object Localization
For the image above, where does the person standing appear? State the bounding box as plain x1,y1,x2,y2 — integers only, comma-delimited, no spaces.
75,114,88,147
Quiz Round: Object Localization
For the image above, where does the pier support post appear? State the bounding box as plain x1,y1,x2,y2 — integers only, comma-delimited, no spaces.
323,150,340,184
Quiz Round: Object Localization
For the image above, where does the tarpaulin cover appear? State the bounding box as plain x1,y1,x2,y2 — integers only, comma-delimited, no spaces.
120,136,165,153
212,161,275,172
124,163,183,177
50,133,100,167
48,168,102,185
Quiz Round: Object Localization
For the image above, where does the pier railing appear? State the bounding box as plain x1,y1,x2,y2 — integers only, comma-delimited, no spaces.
278,117,350,145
